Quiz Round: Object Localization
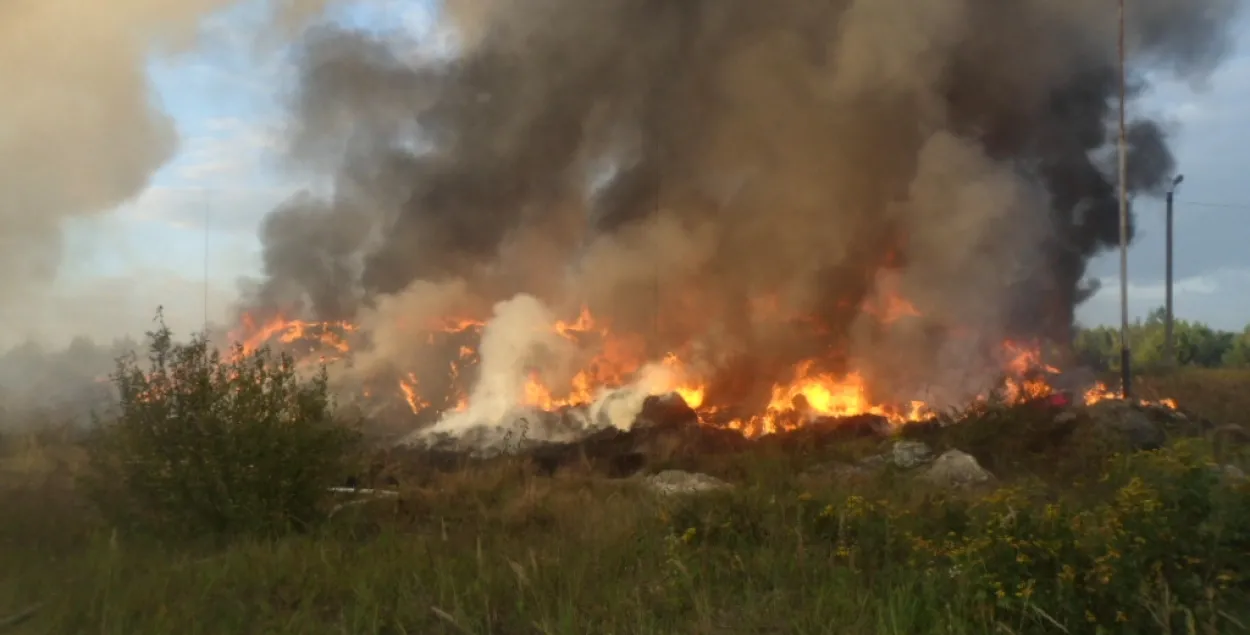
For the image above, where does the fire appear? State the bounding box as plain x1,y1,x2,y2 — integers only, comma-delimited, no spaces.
1002,340,1060,376
1081,382,1177,409
674,385,706,409
229,313,357,362
722,363,932,437
398,373,429,413
860,275,922,324
222,299,1179,439
500,307,657,411
862,292,921,324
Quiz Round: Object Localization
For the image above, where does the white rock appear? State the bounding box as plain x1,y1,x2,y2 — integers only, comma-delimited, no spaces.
644,470,732,495
891,440,934,469
1219,464,1247,483
920,450,994,489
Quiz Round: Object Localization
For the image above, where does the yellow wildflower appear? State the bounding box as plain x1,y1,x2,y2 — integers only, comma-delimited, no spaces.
1015,580,1035,600
1059,565,1076,583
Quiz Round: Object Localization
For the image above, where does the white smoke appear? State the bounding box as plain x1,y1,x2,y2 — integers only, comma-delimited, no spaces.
402,292,695,450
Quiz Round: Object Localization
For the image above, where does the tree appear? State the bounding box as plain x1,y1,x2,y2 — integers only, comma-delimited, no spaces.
1071,307,1243,372
1221,326,1250,368
82,311,361,542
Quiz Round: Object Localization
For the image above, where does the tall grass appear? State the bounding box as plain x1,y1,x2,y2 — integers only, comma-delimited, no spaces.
1,362,1248,634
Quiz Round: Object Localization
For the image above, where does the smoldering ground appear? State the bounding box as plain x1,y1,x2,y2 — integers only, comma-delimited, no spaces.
236,0,1242,425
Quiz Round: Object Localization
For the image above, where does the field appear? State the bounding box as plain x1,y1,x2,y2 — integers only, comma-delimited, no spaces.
2,368,1249,635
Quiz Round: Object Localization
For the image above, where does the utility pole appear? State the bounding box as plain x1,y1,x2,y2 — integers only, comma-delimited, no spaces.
653,172,662,353
203,190,211,336
1164,174,1183,367
1117,0,1132,399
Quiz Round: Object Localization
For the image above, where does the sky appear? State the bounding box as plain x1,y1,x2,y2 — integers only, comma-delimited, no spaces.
40,1,1250,346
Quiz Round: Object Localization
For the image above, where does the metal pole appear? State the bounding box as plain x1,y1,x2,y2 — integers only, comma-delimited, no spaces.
1164,174,1182,367
1117,0,1132,399
204,190,211,336
1164,190,1174,365
653,173,661,357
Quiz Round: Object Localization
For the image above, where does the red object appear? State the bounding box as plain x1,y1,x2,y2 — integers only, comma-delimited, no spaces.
1046,393,1071,408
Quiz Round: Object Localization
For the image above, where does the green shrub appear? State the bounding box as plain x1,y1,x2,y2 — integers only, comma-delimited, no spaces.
662,441,1249,633
81,312,360,542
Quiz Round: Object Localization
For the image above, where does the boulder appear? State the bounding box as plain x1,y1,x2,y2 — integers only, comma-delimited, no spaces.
920,450,994,489
1217,464,1247,484
890,440,934,469
644,470,732,495
1085,400,1166,451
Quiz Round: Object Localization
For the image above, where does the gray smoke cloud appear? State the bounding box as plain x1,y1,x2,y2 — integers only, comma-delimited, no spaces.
0,0,338,427
234,0,1241,419
0,0,331,310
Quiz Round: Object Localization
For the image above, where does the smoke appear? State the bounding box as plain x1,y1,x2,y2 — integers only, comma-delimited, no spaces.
235,0,1241,436
426,294,578,434
413,292,695,450
0,0,332,309
0,336,139,429
0,0,343,427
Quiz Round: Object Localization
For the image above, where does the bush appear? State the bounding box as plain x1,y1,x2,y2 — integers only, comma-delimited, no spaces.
81,313,360,542
662,441,1249,633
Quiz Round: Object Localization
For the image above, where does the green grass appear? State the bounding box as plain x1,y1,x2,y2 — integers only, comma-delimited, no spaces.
2,368,1250,634
1134,368,1250,427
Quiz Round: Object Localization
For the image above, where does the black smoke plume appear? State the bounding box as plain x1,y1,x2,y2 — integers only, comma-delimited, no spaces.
239,0,1242,416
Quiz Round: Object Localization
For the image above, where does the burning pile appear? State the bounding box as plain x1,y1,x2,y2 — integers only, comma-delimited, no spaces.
225,294,1175,447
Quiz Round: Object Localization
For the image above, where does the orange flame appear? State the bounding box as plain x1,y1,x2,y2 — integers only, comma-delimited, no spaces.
225,301,1178,437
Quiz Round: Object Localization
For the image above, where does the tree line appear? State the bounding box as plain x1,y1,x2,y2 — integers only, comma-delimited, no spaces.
1072,307,1250,371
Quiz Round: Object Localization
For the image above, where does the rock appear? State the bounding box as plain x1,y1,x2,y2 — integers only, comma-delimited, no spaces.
1053,410,1079,425
890,440,934,469
1086,400,1166,451
1218,464,1247,483
919,450,994,489
634,394,700,428
644,470,732,495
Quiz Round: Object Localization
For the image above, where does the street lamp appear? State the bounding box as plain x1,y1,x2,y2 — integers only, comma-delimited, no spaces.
1164,173,1184,366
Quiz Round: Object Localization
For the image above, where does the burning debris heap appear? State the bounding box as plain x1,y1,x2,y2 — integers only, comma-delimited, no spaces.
226,301,1179,457
362,390,1206,489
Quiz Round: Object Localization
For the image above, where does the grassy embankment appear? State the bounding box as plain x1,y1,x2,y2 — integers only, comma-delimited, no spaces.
1,367,1248,635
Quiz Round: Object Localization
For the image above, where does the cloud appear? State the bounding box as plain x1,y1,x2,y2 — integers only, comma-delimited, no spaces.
170,117,285,183
1083,28,1250,325
1077,267,1250,330
111,183,291,238
1125,274,1221,299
